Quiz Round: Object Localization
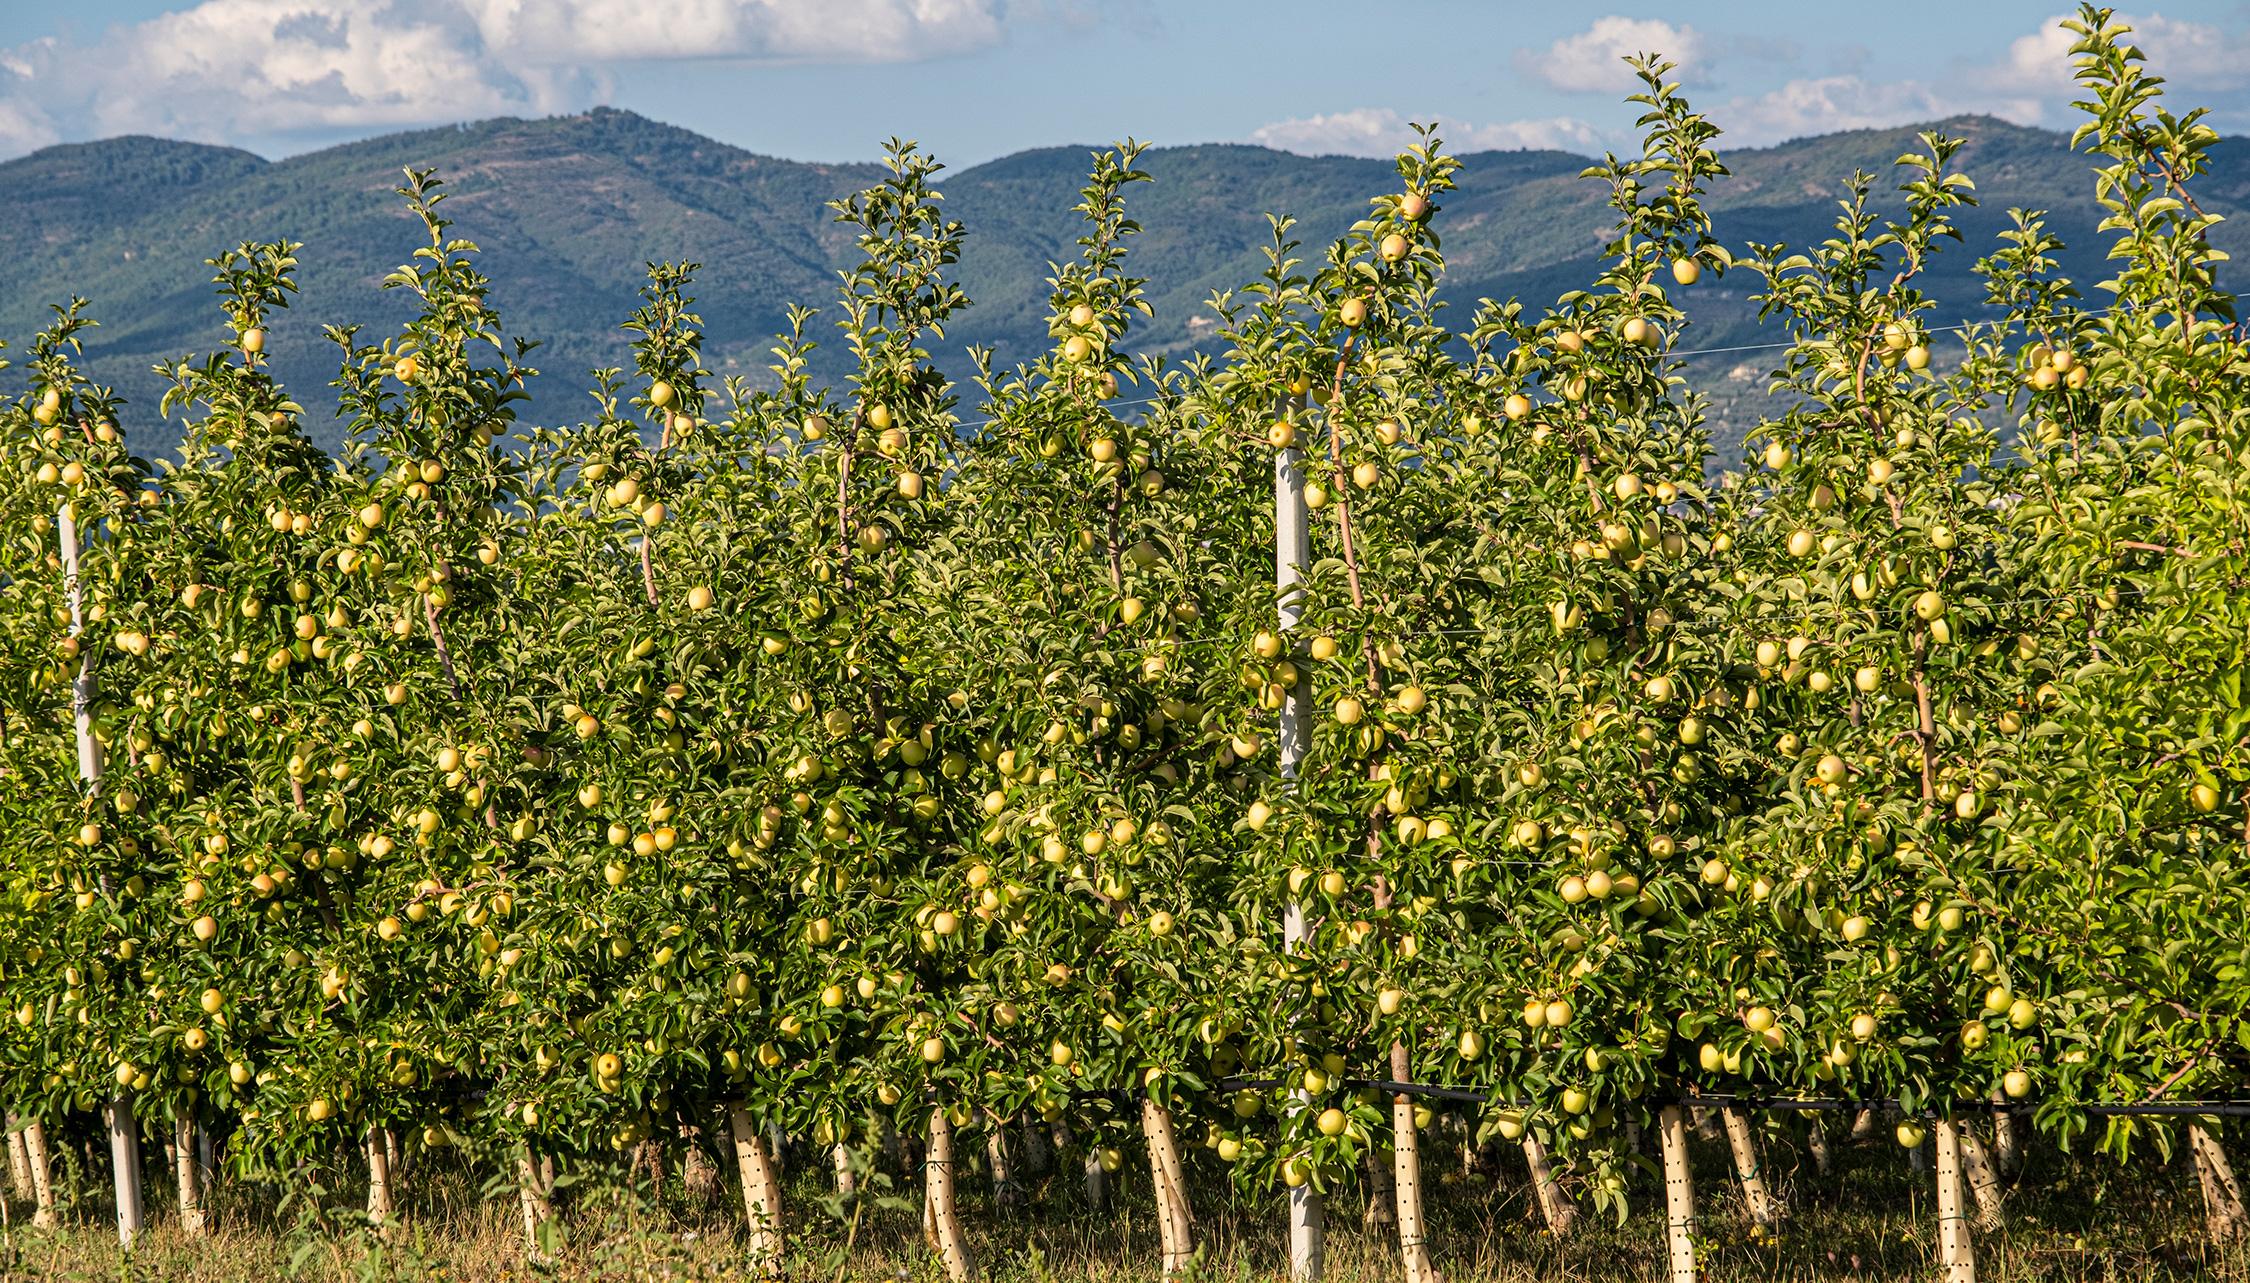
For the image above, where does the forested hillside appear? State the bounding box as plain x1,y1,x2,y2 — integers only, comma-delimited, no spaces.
0,107,2240,462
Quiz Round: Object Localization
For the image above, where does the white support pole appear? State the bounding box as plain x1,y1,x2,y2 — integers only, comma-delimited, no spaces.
1658,1105,1698,1283
103,1100,144,1247
365,1126,394,1229
5,1112,30,1198
24,1120,57,1229
1722,1107,1782,1231
1934,1120,1977,1283
1274,401,1323,1283
1142,1097,1195,1277
58,506,105,790
727,1104,782,1276
926,1108,975,1283
59,505,144,1248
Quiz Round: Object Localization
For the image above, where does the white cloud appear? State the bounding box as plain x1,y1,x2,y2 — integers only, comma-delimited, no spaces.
0,0,1024,159
0,95,59,157
1985,13,2079,98
2133,13,2250,87
0,2,569,154
1252,107,1605,159
1713,9,2250,148
1517,17,1701,94
1715,75,2047,148
458,0,1008,65
1987,11,2250,99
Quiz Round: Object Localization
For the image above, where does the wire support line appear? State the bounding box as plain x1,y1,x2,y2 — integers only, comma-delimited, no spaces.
1085,1075,2250,1119
1208,1078,2250,1118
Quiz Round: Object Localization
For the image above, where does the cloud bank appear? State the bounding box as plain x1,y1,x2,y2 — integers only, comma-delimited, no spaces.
1250,108,1604,160
1254,10,2249,159
4,6,2244,165
0,0,1025,157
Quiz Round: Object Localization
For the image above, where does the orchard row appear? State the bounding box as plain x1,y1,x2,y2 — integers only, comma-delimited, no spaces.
3,9,2247,1278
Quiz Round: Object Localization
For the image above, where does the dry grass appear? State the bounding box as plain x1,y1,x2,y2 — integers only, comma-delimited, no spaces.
3,1127,2246,1282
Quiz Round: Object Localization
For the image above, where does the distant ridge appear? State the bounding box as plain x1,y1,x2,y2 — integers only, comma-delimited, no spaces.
1,107,2241,460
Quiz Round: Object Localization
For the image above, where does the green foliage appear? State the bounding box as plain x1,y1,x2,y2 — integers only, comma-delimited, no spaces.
2,6,2247,1247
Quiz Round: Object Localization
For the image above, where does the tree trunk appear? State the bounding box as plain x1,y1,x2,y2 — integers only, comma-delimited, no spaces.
633,1137,665,1193
1083,1143,1108,1213
1364,1144,1396,1228
983,1125,1011,1207
1849,1107,1878,1143
382,1125,402,1188
727,1103,783,1275
365,1127,394,1230
1658,1106,1698,1283
682,1126,721,1205
1522,1134,1576,1237
1806,1116,1832,1177
1956,1127,2003,1232
24,1120,56,1229
1019,1114,1051,1177
1934,1121,1977,1283
2189,1123,2247,1244
1388,1072,1437,1283
516,1147,554,1261
1692,1106,1722,1143
927,1108,976,1282
1721,1108,1781,1231
177,1113,210,1236
1989,1093,2020,1173
1143,1098,1195,1278
765,1122,788,1177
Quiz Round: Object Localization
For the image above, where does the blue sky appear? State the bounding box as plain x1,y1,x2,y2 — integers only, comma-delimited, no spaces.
2,2,2244,166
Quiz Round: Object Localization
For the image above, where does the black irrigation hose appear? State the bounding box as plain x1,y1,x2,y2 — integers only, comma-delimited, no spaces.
1205,1076,2250,1119
1345,1078,1494,1105
2082,1101,2250,1118
408,1073,2250,1123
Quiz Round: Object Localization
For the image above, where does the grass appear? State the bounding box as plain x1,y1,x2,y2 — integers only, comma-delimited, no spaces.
2,1118,2245,1282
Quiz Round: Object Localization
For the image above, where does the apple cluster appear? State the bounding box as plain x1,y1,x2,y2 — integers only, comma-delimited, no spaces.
1,15,2246,1269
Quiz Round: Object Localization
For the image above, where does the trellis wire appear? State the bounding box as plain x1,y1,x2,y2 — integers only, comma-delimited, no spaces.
1207,1077,2250,1118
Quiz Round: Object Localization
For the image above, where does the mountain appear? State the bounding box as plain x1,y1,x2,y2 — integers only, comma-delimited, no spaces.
1,108,2241,463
